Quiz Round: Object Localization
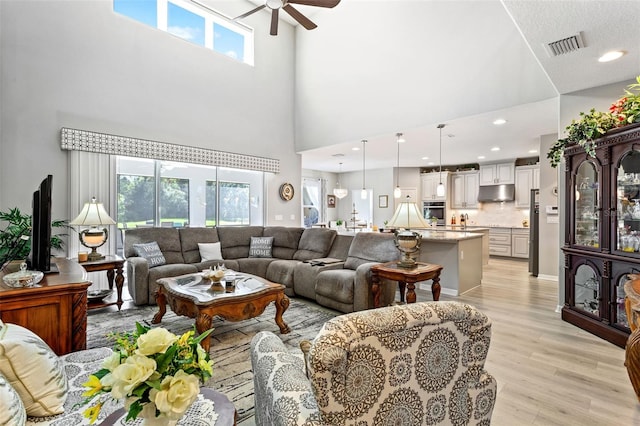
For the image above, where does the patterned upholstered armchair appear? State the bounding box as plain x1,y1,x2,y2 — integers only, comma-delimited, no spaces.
250,301,497,425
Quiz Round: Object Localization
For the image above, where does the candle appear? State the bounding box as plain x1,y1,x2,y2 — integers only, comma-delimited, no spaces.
78,251,89,262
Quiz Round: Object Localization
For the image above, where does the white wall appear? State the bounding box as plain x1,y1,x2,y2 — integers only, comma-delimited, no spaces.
293,1,556,152
539,133,559,279
0,0,301,231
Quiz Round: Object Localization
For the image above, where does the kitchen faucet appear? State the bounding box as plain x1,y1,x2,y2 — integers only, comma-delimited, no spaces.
463,213,469,229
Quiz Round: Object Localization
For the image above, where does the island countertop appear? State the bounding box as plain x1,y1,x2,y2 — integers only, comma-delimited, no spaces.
419,230,484,242
432,226,491,232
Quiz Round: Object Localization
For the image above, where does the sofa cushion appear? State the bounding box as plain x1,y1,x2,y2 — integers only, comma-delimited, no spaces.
249,236,274,258
293,228,337,261
0,371,26,426
217,226,264,259
124,228,184,264
198,242,223,261
326,234,354,260
237,258,275,278
266,259,301,295
180,227,220,263
0,322,68,417
264,227,305,259
314,269,357,305
133,241,166,267
344,233,398,270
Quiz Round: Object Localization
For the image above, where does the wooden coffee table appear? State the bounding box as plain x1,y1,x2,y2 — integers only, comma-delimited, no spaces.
154,273,291,351
370,261,443,308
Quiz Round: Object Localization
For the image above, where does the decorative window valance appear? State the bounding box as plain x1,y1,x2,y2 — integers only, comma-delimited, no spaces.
60,127,279,173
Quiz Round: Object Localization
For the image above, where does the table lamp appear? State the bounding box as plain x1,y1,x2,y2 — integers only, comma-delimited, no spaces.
387,196,429,268
69,197,116,261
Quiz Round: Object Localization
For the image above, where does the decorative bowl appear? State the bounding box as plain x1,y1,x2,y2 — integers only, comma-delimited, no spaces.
3,269,44,288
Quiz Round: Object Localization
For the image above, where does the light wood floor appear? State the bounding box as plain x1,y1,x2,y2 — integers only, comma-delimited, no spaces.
239,257,640,425
436,257,640,426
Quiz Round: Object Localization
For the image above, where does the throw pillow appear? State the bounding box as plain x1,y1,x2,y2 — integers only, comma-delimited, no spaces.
0,323,68,417
133,241,166,267
198,242,223,261
0,371,26,426
249,236,274,258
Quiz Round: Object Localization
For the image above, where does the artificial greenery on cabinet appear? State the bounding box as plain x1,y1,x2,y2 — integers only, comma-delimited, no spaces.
548,76,640,168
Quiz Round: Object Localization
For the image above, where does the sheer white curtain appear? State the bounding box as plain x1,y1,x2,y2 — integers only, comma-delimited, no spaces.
68,151,115,289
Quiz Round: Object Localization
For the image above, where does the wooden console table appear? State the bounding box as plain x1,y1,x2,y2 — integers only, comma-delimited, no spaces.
72,255,125,310
0,258,90,355
370,261,443,308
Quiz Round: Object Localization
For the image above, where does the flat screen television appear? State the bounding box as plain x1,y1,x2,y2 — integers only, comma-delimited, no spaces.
27,175,57,273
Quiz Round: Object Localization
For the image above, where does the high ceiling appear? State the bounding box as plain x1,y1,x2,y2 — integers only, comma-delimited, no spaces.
237,1,640,173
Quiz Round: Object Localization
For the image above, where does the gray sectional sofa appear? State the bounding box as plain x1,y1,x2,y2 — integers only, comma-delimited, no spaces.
123,226,400,313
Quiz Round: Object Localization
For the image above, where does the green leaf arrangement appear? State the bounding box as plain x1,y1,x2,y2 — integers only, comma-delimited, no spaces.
548,76,640,168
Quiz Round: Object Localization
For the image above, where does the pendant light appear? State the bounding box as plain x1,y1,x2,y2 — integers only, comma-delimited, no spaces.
333,162,348,199
436,124,445,197
361,139,368,199
394,132,403,199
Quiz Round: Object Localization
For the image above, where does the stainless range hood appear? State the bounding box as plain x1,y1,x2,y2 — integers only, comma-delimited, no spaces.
477,184,515,202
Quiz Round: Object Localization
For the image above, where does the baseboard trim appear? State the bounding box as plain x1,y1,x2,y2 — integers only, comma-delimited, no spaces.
536,274,558,282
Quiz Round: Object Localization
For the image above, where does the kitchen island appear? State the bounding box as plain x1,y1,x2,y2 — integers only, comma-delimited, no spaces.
417,230,483,296
432,226,490,265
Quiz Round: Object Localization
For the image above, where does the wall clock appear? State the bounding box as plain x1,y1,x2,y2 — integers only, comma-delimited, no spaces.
279,183,294,201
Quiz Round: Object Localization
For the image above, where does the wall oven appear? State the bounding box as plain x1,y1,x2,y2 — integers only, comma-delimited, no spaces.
423,201,446,225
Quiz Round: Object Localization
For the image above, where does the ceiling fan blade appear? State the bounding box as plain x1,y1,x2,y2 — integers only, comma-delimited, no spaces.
288,0,341,8
283,4,317,30
270,8,279,36
233,4,266,21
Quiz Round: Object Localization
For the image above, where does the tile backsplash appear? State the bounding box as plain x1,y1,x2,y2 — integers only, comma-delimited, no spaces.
450,201,531,228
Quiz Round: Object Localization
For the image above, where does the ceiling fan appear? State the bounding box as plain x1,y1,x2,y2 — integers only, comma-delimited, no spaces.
234,0,341,36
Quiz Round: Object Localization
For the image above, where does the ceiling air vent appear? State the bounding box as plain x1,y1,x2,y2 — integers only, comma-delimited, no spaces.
544,32,585,57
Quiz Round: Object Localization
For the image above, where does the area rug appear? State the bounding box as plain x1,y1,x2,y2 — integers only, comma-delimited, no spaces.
87,299,337,424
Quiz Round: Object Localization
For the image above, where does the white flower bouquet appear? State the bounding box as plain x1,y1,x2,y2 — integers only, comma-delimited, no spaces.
78,322,214,424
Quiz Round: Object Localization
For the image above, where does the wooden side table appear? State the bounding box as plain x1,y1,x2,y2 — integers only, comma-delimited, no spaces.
72,255,125,311
370,261,443,308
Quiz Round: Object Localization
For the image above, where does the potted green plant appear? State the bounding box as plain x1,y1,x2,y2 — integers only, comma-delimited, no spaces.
548,76,640,168
0,207,68,270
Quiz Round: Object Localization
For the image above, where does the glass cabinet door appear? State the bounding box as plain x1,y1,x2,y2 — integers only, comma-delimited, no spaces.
616,150,640,253
574,161,599,248
574,264,600,316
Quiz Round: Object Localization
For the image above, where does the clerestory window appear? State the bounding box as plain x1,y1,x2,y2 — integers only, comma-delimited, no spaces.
113,0,254,65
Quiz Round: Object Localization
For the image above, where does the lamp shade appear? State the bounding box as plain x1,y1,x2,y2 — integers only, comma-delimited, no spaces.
387,198,430,229
70,197,116,226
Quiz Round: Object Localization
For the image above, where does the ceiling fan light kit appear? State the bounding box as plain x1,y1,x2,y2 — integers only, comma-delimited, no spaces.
234,0,341,36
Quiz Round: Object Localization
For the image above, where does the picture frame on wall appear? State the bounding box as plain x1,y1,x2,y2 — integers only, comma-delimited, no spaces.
327,194,336,208
379,195,388,208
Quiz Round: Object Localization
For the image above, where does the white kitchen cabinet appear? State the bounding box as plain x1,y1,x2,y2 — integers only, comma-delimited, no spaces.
421,171,449,201
515,165,540,208
451,171,479,209
511,228,530,258
488,227,511,257
479,162,515,185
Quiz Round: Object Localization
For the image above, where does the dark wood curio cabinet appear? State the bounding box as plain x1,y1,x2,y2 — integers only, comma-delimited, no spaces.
563,123,640,348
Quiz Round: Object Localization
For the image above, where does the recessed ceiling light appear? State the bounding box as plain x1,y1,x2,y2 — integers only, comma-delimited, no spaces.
352,147,360,151
529,149,538,154
427,161,435,166
447,134,455,138
478,155,486,160
491,147,500,152
598,50,625,63
493,119,507,125
332,153,344,157
421,156,429,160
